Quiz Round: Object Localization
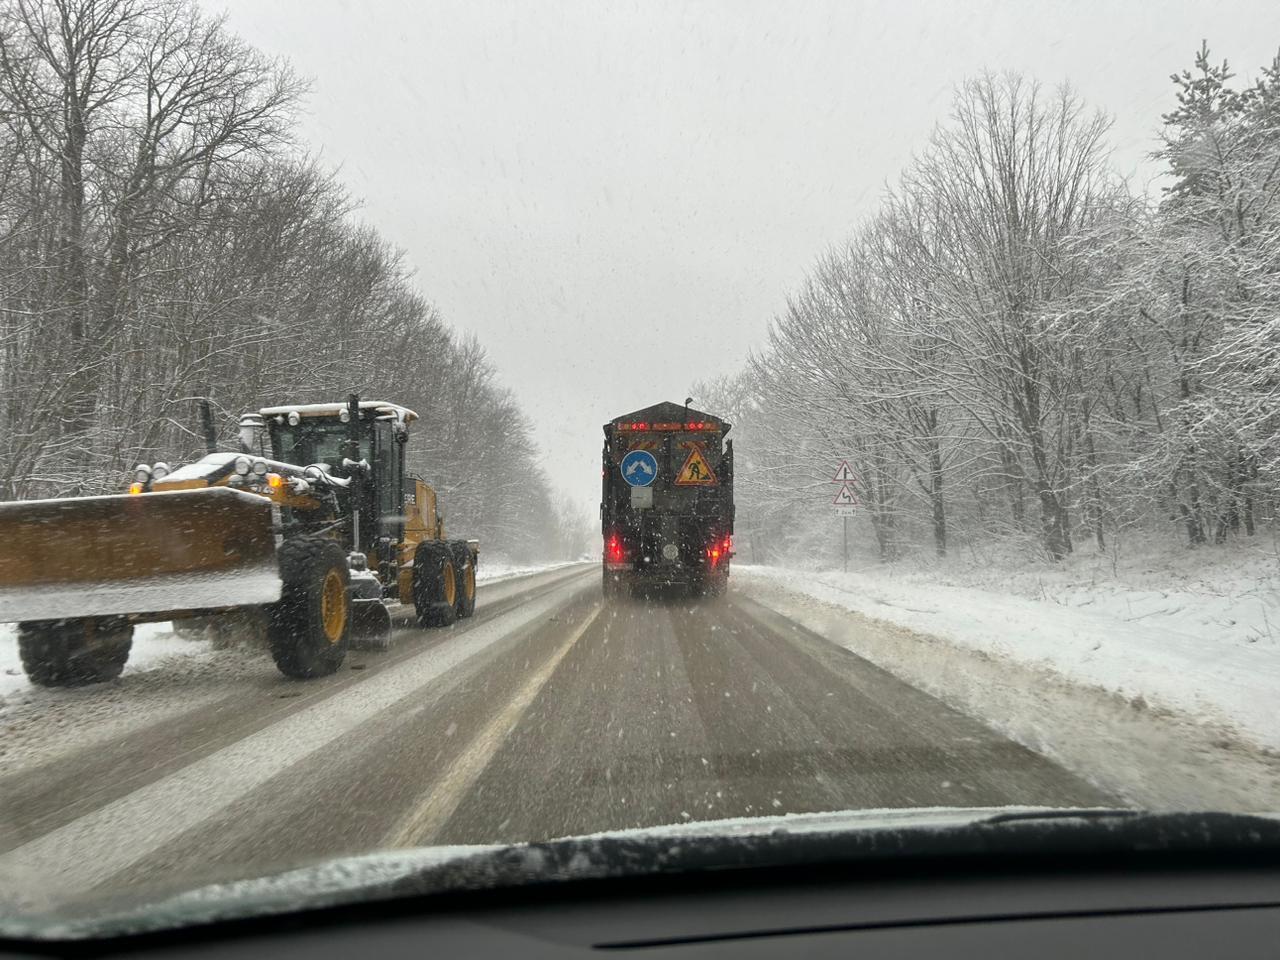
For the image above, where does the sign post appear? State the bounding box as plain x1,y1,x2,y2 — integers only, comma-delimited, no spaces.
830,462,857,573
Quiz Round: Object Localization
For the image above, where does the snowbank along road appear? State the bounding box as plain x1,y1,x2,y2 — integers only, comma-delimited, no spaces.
4,560,1240,912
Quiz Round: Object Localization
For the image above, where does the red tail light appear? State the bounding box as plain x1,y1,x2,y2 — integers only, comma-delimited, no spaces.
607,535,625,563
707,535,732,566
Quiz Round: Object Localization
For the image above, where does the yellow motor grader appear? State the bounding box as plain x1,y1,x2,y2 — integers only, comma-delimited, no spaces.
0,396,478,686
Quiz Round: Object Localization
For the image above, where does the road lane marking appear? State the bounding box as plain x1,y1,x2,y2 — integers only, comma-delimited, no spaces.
0,575,592,909
0,572,593,842
386,602,603,848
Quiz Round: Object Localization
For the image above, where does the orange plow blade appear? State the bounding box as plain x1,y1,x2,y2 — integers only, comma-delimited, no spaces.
0,487,281,623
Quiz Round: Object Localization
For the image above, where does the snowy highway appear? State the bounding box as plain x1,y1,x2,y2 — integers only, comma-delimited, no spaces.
0,564,1111,907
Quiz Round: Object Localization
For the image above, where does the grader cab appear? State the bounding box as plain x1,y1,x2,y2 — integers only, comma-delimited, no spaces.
0,396,479,686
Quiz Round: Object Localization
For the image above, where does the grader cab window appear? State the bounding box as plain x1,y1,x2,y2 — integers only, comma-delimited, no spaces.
273,421,371,471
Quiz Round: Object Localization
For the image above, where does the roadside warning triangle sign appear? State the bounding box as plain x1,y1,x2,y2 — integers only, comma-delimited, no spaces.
832,460,855,483
832,483,857,506
675,445,717,485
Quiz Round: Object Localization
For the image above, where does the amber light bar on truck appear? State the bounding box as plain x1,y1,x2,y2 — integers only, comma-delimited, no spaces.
615,421,716,431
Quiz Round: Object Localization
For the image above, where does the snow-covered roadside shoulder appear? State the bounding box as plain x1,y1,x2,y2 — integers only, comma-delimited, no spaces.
735,564,1280,811
0,623,215,701
737,564,1280,754
476,560,586,585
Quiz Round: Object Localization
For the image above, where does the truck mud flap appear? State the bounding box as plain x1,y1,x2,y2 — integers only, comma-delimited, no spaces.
0,487,281,623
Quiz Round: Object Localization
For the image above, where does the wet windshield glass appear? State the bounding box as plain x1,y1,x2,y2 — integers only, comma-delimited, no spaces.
273,423,369,468
0,0,1278,937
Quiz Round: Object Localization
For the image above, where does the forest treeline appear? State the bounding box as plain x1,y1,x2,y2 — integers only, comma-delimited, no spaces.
0,0,589,561
701,45,1280,564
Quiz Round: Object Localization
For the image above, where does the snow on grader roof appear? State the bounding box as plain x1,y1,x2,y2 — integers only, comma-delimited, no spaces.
258,401,419,422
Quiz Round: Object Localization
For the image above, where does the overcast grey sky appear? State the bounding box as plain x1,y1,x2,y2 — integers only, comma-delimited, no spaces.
217,0,1279,513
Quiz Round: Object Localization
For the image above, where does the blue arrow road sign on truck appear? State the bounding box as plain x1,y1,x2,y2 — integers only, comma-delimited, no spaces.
620,449,658,487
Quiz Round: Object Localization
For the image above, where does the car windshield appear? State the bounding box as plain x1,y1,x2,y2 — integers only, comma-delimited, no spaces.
1,0,1278,938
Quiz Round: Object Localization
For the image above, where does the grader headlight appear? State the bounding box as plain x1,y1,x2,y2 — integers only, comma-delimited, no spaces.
233,455,252,476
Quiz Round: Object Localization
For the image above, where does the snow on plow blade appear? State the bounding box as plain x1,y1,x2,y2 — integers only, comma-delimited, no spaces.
0,487,281,623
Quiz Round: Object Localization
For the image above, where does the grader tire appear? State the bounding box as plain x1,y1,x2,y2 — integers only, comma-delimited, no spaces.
267,536,351,679
17,619,133,687
450,541,477,619
413,542,458,628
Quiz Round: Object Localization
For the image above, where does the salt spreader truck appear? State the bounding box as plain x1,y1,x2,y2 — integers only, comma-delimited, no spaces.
601,401,735,597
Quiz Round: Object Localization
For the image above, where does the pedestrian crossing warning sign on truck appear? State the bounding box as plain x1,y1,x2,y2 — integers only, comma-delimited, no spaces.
674,444,717,485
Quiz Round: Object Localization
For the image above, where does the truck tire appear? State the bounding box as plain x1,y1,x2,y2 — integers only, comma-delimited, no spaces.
413,541,458,628
17,619,133,687
449,541,477,619
267,536,351,679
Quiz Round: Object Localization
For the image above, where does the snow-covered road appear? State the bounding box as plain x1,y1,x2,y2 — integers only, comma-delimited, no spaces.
1,563,1116,913
2,560,1277,917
